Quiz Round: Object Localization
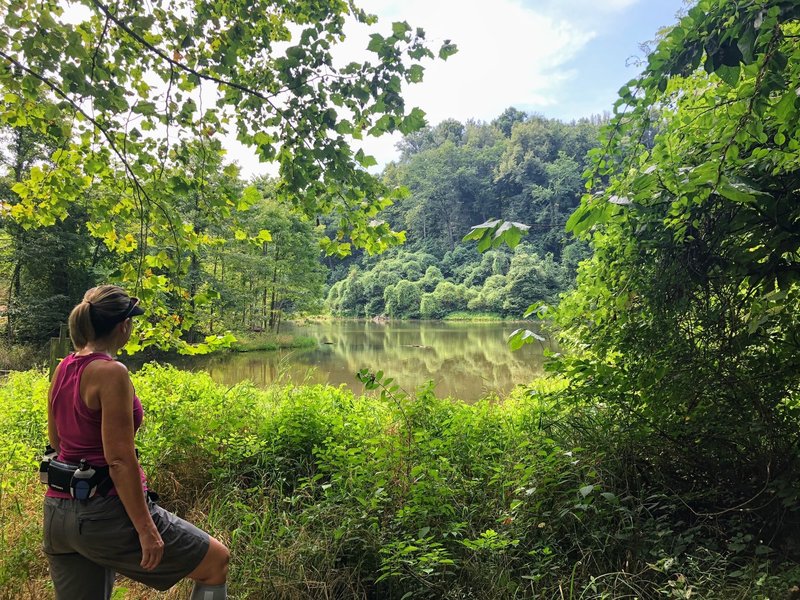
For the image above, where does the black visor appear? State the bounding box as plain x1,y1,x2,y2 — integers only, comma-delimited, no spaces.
89,296,144,338
118,297,144,321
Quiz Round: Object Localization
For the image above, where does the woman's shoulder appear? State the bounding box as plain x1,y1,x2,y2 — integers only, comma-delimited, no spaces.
89,357,128,372
82,356,130,382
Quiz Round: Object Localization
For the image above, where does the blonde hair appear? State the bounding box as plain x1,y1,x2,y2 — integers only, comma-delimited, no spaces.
68,285,132,349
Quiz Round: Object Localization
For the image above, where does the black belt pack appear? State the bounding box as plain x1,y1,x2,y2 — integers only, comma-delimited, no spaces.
40,447,112,500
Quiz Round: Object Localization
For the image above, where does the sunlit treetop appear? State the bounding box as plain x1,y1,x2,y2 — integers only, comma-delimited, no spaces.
570,0,800,242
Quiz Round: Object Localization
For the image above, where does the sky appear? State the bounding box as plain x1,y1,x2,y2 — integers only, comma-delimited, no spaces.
233,0,687,177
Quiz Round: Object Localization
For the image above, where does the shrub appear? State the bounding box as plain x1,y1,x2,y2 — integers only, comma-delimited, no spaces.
0,366,791,599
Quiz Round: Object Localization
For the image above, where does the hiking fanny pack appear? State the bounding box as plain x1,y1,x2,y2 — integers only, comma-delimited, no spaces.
39,446,113,500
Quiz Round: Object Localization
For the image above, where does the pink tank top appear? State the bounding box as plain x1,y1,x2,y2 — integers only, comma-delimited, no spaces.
46,353,147,498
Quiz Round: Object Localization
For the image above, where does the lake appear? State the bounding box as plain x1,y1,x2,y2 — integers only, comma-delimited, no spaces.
166,320,552,403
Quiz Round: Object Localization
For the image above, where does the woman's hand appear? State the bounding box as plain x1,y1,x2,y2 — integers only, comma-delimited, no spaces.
138,525,165,570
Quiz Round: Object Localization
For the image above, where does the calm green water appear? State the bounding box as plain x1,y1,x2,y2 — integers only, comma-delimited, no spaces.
167,320,552,402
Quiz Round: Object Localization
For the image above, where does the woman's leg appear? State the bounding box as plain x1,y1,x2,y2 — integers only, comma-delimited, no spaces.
187,535,230,598
47,551,115,600
44,497,115,600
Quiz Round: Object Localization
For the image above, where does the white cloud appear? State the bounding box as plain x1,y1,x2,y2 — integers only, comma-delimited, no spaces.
537,0,641,17
346,0,594,167
151,0,601,177
595,0,641,11
57,0,634,177
234,0,599,175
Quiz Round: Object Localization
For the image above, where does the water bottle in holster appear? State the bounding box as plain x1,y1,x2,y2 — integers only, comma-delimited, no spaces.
71,459,97,500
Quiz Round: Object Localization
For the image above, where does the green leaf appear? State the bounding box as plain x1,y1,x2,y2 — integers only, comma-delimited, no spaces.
399,107,426,135
717,181,756,204
718,40,743,67
392,21,411,38
438,41,458,60
566,202,605,236
355,149,378,168
11,182,28,199
133,101,157,116
237,185,262,210
508,328,545,351
716,64,740,86
408,64,424,83
523,304,548,319
774,91,796,121
367,33,385,53
85,157,104,175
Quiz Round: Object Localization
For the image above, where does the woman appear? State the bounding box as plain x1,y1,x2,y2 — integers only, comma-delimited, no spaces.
43,285,230,600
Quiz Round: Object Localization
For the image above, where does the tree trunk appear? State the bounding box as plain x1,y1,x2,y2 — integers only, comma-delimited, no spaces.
268,243,280,332
209,256,217,334
7,261,20,342
262,282,268,332
219,257,225,325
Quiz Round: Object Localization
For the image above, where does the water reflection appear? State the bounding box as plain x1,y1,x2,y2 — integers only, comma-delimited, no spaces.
166,320,552,402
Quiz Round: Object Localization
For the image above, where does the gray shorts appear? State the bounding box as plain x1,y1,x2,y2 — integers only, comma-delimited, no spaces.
43,494,210,599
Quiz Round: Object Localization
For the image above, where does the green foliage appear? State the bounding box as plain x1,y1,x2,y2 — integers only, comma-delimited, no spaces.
0,127,98,344
419,265,444,293
329,111,601,320
210,181,328,335
443,311,504,322
327,242,574,321
0,0,454,348
0,339,42,370
229,333,316,353
384,279,422,319
420,281,475,320
463,218,529,252
501,247,565,316
467,274,508,315
2,366,793,598
326,250,437,317
551,0,800,561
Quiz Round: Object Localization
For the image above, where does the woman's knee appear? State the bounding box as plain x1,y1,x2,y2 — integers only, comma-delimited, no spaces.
217,541,231,577
189,537,230,585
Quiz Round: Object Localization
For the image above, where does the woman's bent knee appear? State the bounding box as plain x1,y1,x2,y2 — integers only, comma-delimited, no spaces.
189,537,229,585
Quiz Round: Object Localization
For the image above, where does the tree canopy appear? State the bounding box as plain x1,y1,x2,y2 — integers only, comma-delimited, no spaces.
0,0,455,349
547,0,800,528
326,113,601,319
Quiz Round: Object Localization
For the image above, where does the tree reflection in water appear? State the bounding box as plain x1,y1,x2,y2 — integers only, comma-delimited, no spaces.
168,320,551,403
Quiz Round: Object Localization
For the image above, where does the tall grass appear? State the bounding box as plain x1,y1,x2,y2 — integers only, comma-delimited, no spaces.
442,312,505,322
0,366,794,599
0,341,45,372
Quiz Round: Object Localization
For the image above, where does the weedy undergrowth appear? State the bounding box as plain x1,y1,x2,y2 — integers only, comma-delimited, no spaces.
0,366,796,599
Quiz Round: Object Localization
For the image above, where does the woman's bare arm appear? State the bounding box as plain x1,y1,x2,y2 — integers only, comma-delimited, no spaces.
97,361,164,570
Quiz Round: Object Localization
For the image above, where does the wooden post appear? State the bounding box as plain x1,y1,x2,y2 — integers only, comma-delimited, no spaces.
49,324,71,380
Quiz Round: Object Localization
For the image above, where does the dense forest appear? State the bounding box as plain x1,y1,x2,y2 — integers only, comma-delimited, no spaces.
325,113,602,319
0,110,600,351
0,112,602,354
1,0,800,599
0,131,328,349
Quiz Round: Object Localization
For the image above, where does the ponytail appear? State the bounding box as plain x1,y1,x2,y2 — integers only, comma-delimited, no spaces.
67,300,95,349
67,286,132,350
